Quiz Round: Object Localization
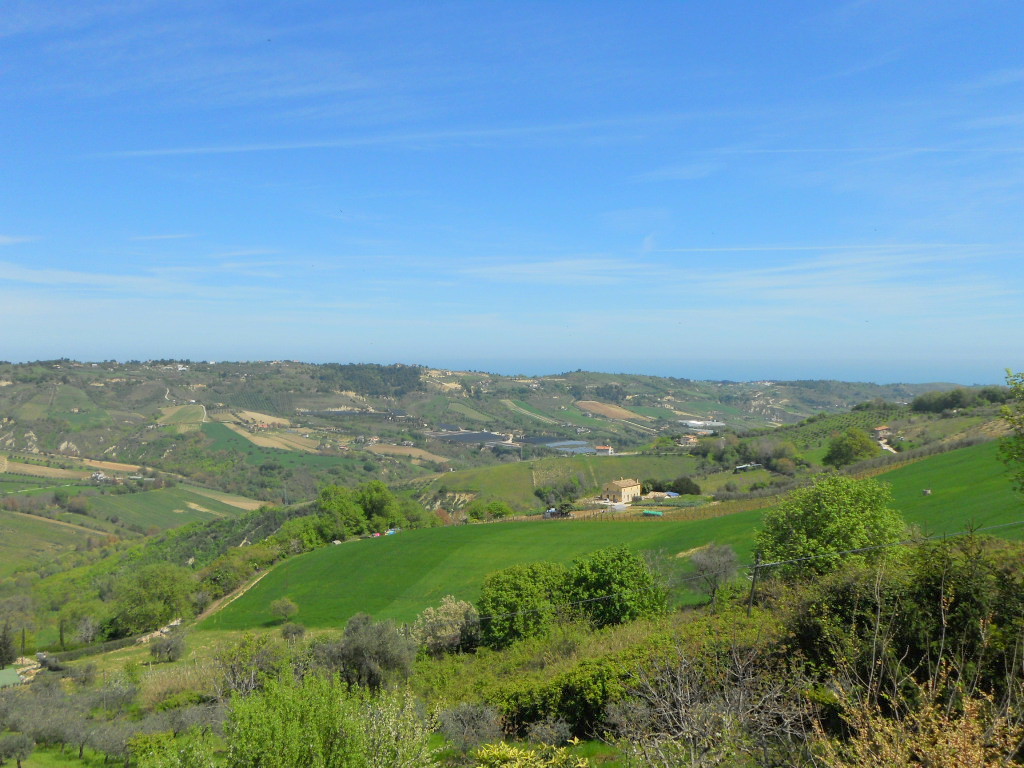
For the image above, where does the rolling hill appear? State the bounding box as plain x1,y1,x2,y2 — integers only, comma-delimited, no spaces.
200,438,1023,633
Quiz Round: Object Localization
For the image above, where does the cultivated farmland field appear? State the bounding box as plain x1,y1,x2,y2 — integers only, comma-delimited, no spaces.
0,510,97,577
182,484,265,511
367,444,450,463
447,402,493,422
221,422,320,453
575,400,653,421
85,487,243,531
501,399,559,424
158,404,206,425
200,512,762,631
4,461,89,480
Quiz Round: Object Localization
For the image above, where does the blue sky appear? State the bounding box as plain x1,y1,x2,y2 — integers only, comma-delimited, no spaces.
1,1,1021,383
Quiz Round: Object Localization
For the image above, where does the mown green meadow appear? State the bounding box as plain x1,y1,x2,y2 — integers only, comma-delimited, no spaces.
201,439,1022,635
199,511,762,632
879,439,1022,537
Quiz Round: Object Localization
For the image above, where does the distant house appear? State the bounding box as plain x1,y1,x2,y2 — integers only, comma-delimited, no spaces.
733,463,763,473
595,445,614,455
603,478,642,504
873,425,893,439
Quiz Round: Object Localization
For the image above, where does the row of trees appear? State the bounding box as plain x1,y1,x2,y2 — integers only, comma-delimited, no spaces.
911,385,1010,413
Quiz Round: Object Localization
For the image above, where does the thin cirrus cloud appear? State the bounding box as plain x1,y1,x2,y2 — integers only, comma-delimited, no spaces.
94,112,720,158
128,233,196,241
457,257,628,286
452,246,1016,317
632,162,718,182
0,260,286,301
0,235,35,245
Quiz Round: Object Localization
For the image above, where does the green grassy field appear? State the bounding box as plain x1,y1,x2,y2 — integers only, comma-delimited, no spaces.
0,510,96,577
0,667,21,688
158,404,206,425
0,474,81,495
447,401,493,422
204,438,1023,633
85,487,243,531
877,439,1022,537
199,511,762,631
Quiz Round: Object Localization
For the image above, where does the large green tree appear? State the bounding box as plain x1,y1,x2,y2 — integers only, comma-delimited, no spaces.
477,562,569,648
316,485,366,539
1000,369,1024,494
823,427,880,468
755,475,904,578
570,546,667,628
107,563,193,638
354,480,406,533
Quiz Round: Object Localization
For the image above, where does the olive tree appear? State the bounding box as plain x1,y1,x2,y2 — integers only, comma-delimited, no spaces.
0,733,34,768
269,597,298,623
690,544,739,608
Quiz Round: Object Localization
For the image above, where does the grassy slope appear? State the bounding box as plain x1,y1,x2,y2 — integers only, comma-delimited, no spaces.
878,439,1023,537
201,421,370,472
86,487,242,530
204,439,1023,633
200,512,761,631
0,510,95,577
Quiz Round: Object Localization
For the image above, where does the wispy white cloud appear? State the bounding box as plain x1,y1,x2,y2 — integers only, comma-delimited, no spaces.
0,235,35,245
94,112,721,158
0,260,286,301
458,257,627,285
632,162,718,182
654,242,999,253
129,233,196,241
960,68,1024,91
814,49,904,81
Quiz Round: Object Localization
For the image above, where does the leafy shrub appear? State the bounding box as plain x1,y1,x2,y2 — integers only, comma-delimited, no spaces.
413,595,480,656
472,741,590,767
478,563,570,649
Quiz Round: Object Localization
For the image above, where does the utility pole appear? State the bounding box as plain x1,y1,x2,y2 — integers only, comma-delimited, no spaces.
747,552,762,617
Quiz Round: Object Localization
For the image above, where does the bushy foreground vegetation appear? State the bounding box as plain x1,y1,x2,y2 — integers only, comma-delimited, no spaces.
0,374,1021,766
4,528,1024,767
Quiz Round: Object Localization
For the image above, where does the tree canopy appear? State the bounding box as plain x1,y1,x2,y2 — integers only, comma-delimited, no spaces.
755,475,904,578
1000,369,1024,494
822,427,880,468
570,546,666,628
